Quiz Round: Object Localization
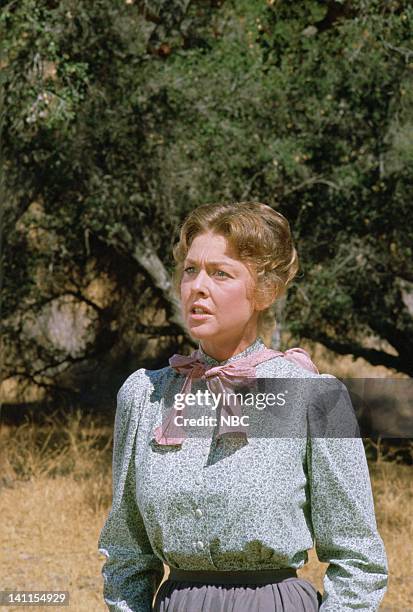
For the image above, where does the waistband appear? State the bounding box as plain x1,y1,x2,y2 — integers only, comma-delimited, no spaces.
168,567,298,585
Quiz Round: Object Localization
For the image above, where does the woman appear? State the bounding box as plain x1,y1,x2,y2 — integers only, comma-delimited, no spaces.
98,202,388,611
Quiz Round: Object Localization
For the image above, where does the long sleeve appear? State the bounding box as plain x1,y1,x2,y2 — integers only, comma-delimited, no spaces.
98,370,164,612
306,377,388,611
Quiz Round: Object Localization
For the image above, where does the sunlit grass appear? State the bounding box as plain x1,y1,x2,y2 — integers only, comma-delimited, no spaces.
0,410,112,611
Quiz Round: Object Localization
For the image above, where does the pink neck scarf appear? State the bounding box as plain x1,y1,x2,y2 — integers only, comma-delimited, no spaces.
153,344,319,446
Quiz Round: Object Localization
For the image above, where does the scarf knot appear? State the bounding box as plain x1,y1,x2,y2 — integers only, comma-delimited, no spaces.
153,344,318,446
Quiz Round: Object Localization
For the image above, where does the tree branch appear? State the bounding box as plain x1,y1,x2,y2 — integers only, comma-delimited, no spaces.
382,41,413,62
302,329,410,375
105,227,187,335
283,174,341,196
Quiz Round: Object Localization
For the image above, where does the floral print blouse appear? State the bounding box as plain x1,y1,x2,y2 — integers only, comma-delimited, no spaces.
98,337,388,611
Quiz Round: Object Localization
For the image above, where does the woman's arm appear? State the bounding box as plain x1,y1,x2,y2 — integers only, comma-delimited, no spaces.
306,378,388,611
98,370,164,612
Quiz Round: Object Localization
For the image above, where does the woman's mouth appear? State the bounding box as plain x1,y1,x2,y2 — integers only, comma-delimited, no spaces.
189,307,212,320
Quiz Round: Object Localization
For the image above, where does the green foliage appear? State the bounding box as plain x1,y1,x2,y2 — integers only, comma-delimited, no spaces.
2,0,413,385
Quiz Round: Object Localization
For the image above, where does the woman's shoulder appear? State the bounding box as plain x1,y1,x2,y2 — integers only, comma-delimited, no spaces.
114,366,176,438
117,364,176,403
257,353,325,378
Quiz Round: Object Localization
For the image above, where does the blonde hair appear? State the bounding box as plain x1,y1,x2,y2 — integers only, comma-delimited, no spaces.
172,202,299,336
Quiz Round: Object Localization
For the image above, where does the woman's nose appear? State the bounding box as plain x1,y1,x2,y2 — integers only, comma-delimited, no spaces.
191,269,210,294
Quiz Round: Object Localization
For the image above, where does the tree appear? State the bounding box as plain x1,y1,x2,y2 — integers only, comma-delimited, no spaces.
256,0,413,374
1,0,412,404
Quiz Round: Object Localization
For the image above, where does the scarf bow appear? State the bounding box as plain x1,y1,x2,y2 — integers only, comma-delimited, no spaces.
153,346,319,446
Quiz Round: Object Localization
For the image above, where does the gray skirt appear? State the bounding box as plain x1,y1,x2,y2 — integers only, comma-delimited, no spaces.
153,568,321,611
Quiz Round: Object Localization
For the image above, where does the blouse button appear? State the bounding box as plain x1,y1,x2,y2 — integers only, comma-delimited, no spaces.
196,541,204,550
195,508,203,518
195,475,203,485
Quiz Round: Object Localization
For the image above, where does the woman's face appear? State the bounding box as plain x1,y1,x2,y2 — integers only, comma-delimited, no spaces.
180,231,260,354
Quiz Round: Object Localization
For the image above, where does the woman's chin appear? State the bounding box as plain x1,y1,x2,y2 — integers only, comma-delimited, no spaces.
188,324,217,340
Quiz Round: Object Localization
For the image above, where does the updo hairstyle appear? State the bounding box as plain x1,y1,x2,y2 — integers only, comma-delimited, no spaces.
172,202,299,337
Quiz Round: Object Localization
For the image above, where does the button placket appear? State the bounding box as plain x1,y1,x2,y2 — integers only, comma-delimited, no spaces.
191,463,216,567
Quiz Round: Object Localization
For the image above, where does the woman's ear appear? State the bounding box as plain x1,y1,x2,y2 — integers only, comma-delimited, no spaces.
254,285,277,312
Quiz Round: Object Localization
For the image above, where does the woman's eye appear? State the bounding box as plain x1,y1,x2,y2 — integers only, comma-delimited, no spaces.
183,267,229,278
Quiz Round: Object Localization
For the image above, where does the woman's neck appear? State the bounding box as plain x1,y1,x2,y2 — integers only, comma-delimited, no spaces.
199,335,260,363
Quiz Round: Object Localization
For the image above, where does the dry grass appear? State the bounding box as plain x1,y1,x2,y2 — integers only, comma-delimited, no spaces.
0,410,112,612
0,344,412,611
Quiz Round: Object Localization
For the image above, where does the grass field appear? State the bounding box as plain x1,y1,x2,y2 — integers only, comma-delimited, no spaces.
0,344,412,611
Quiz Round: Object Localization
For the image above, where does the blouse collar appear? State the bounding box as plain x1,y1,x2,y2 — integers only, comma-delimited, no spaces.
197,336,267,367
